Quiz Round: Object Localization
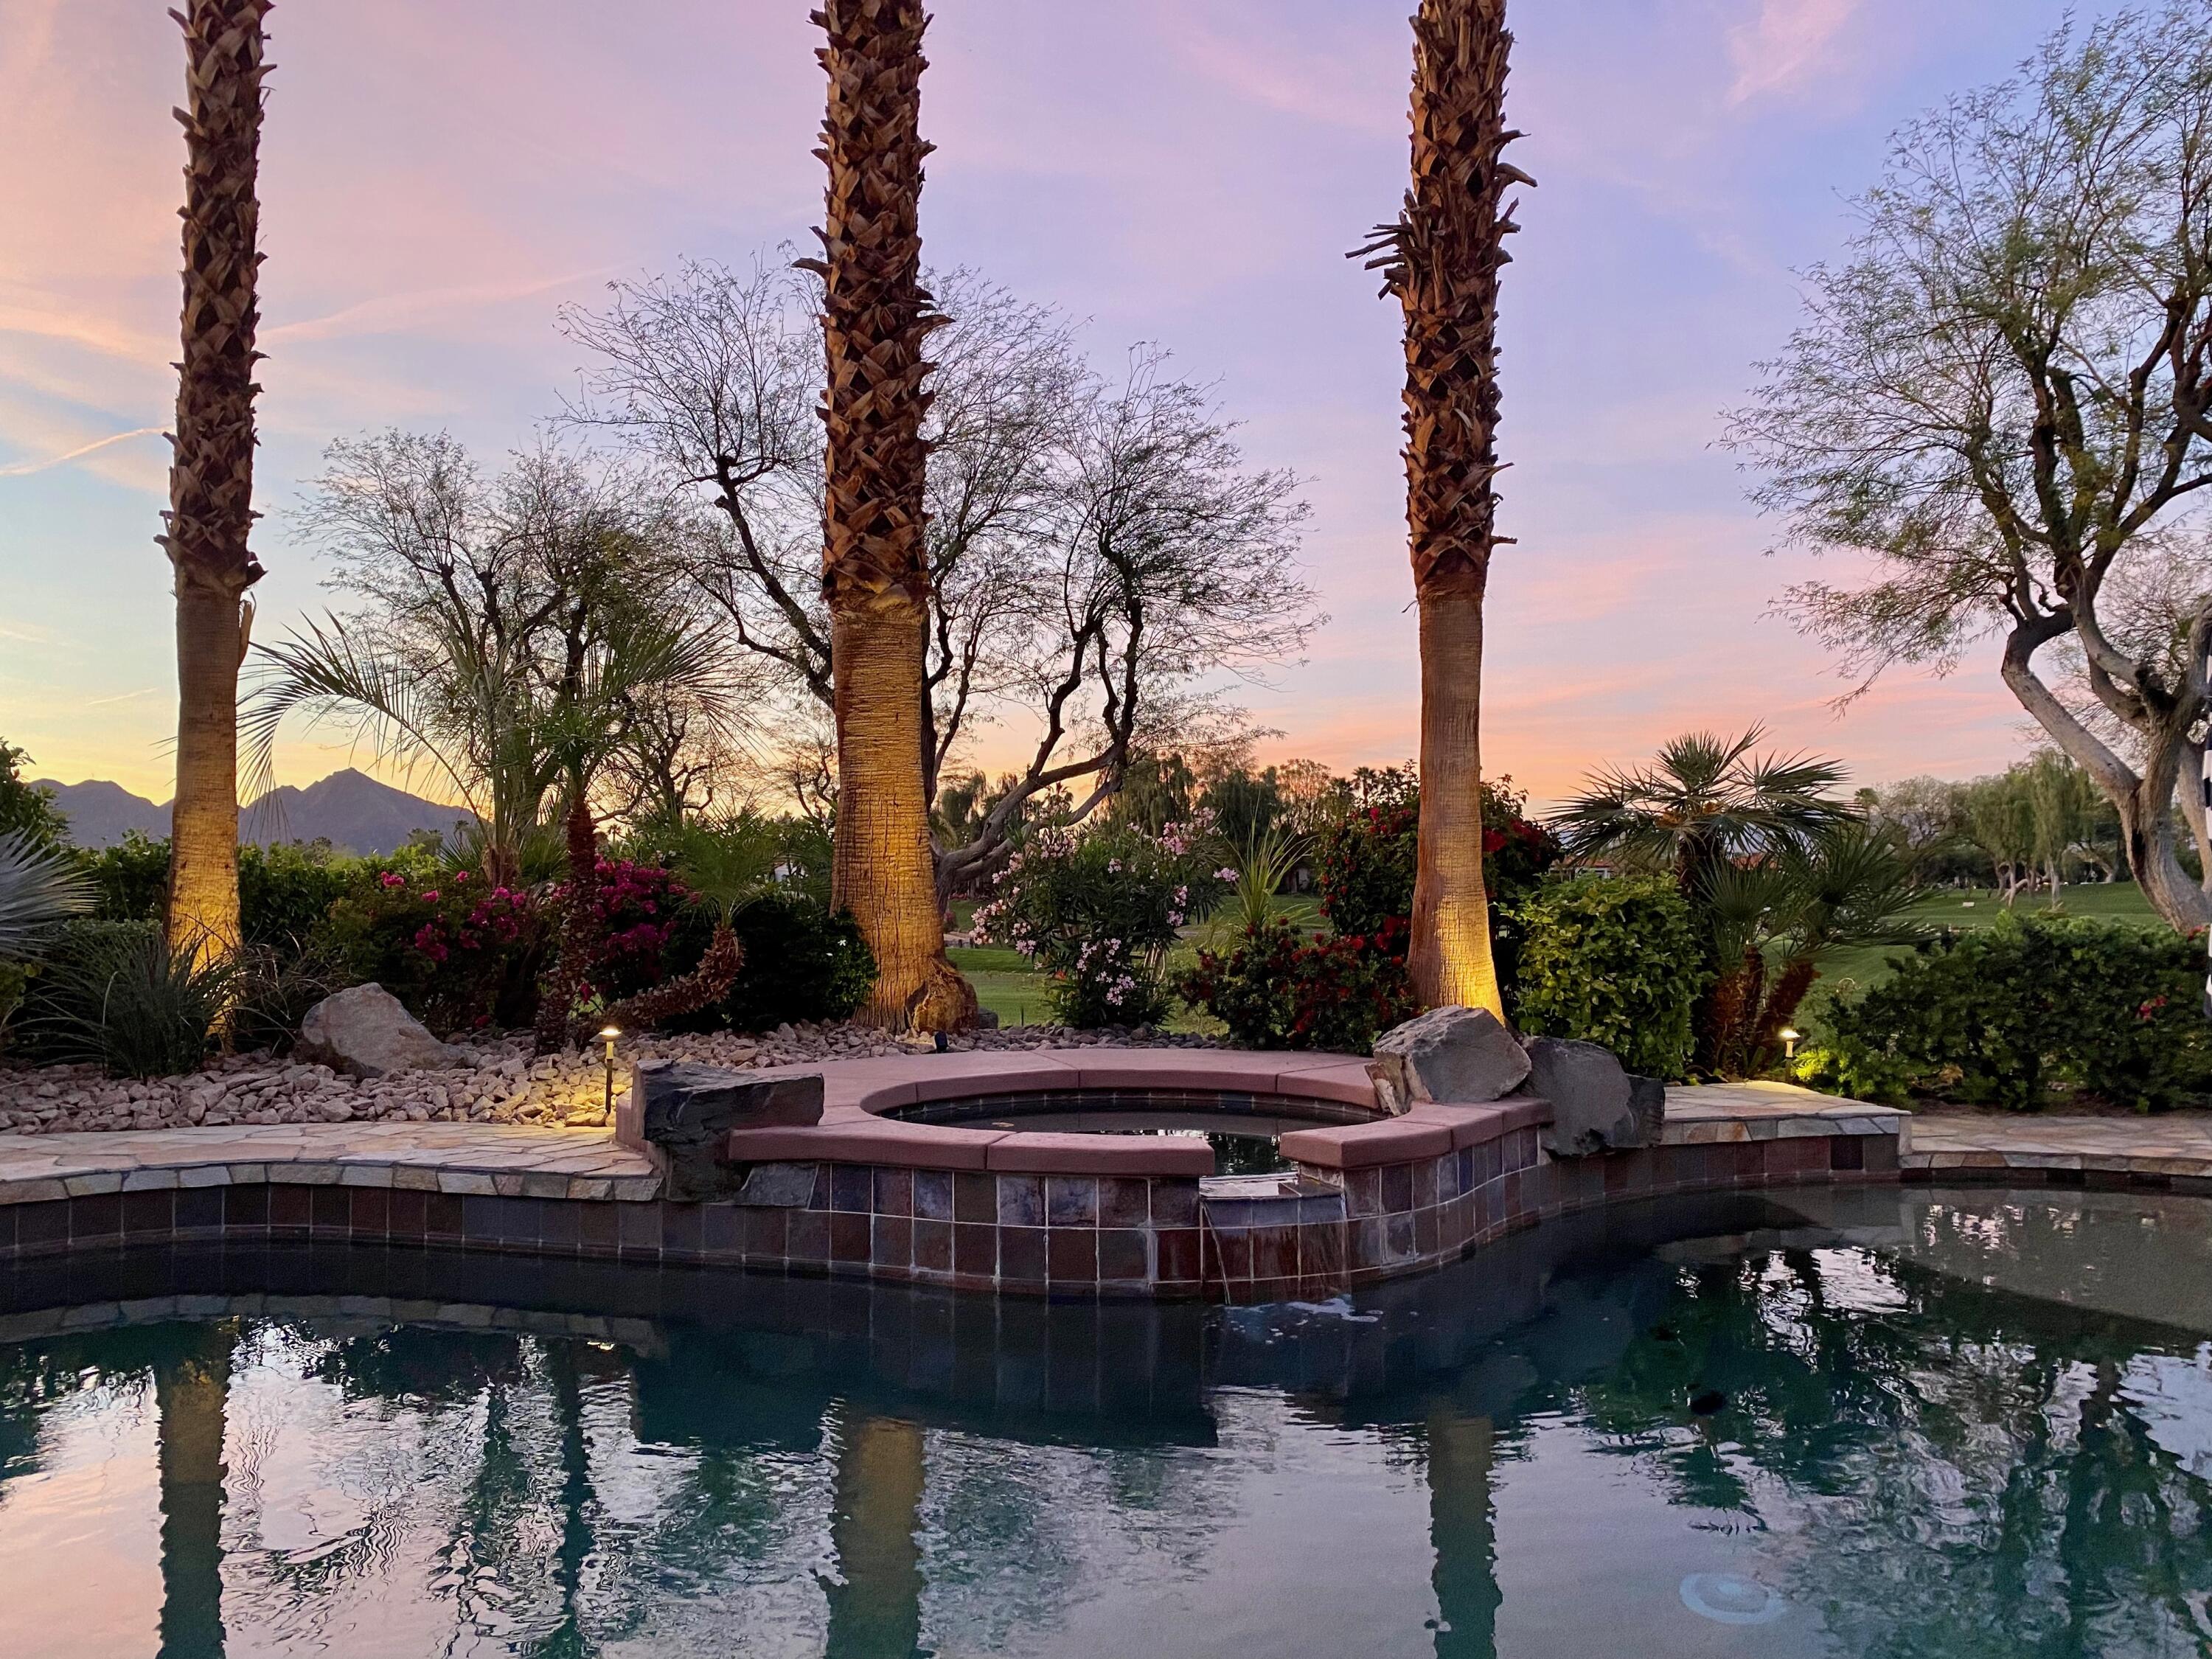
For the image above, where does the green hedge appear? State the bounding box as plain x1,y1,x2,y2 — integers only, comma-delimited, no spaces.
1511,876,1705,1079
1815,914,2212,1111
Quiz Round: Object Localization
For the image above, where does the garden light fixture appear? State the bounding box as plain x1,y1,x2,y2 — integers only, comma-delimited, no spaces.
600,1026,621,1118
1780,1027,1801,1061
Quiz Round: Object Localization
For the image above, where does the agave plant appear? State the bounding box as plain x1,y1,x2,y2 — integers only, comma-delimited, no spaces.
0,830,93,959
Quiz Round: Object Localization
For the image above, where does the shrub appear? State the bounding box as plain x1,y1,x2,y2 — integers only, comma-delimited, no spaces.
230,939,354,1056
1175,916,1418,1052
82,831,172,923
1512,876,1705,1079
975,817,1229,1028
322,870,546,1034
1815,914,2212,1111
82,834,427,946
663,891,877,1032
1315,779,1562,990
19,920,239,1077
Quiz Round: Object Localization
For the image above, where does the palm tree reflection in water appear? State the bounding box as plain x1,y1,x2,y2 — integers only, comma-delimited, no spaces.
0,1191,2208,1657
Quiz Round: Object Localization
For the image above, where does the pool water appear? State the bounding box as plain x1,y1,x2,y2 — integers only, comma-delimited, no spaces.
1,1187,2207,1658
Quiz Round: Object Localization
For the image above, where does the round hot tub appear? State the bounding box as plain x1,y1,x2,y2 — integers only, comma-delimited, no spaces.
888,1088,1379,1175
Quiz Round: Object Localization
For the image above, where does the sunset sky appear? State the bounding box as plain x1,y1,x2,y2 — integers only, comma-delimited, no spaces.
0,0,2132,808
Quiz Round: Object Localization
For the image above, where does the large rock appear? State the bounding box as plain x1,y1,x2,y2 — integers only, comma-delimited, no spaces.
628,1060,825,1201
296,984,467,1079
1368,1006,1532,1113
1524,1036,1665,1156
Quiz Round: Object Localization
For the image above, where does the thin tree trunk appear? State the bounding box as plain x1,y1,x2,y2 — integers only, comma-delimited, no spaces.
156,1323,235,1659
162,0,271,964
807,0,975,1032
1365,0,1523,1018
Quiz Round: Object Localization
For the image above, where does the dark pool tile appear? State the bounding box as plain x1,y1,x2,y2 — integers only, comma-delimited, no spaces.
1157,1227,1201,1284
387,1189,427,1238
953,1221,997,1278
71,1192,122,1241
1384,1213,1416,1262
1046,1177,1097,1228
788,1208,831,1263
348,1188,391,1236
175,1186,225,1233
535,1198,578,1251
1437,1152,1461,1202
1046,1228,1097,1284
913,1219,953,1273
1000,1225,1048,1284
913,1171,954,1221
871,1214,914,1270
1097,1228,1149,1283
1249,1225,1296,1281
996,1175,1044,1228
1411,1161,1439,1211
829,1211,871,1264
17,1200,69,1250
1150,1180,1200,1228
873,1168,914,1217
307,1186,349,1232
119,1189,171,1237
1099,1178,1150,1229
1831,1135,1865,1172
830,1165,873,1213
1863,1135,1899,1175
425,1193,466,1238
663,1203,705,1256
1380,1164,1414,1214
1206,1227,1252,1282
569,1200,613,1253
1303,1220,1346,1281
954,1172,997,1224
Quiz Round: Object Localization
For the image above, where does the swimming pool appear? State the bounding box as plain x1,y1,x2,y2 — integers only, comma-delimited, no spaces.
0,1186,2202,1657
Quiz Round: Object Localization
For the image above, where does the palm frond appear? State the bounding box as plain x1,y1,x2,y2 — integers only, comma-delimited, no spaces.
0,832,94,958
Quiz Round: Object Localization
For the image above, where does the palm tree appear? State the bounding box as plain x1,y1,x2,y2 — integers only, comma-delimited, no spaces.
1553,726,1851,889
1356,0,1528,1018
799,0,977,1032
155,1322,238,1659
161,0,272,964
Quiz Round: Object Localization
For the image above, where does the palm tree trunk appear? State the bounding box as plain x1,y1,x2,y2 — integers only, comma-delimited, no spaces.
156,1324,235,1659
1366,0,1523,1018
1425,1403,1500,1658
826,1411,927,1659
807,0,975,1031
162,0,271,964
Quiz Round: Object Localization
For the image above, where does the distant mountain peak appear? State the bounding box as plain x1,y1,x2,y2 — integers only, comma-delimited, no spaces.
32,771,475,855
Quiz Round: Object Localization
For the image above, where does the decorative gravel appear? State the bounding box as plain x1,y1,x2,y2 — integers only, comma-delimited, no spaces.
0,1022,1225,1137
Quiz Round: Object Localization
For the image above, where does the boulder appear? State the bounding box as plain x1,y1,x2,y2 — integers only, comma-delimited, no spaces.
627,1060,825,1202
296,984,467,1079
1524,1036,1666,1156
1367,1006,1532,1113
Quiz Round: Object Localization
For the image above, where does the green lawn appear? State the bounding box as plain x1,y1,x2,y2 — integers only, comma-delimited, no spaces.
1806,883,2166,1036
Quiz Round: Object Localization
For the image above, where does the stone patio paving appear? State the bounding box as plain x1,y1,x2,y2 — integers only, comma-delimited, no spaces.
1904,1110,2212,1180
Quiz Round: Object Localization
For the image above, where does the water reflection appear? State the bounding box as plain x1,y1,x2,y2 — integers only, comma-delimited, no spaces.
0,1188,2205,1658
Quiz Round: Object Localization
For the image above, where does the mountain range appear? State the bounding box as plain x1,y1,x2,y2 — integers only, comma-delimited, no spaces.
32,769,476,856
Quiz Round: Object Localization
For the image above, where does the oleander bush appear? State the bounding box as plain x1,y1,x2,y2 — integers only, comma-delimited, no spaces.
1809,914,2212,1112
1174,915,1418,1052
975,816,1230,1028
1512,876,1706,1079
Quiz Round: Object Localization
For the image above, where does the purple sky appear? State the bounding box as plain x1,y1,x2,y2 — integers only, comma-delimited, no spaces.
0,0,2122,805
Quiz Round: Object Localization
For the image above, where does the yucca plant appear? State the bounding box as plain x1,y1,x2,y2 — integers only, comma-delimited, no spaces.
29,923,240,1079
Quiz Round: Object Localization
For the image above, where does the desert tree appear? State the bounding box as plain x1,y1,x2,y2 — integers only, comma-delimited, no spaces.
561,265,1315,902
161,0,272,963
245,434,748,887
1733,3,2212,931
1354,0,1528,1018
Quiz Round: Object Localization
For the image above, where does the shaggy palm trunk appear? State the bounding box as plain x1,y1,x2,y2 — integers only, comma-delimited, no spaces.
808,0,975,1031
1426,1404,1500,1658
1364,0,1523,1018
162,0,270,964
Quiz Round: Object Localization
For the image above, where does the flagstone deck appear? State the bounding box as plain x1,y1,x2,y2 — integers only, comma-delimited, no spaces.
1902,1110,2212,1183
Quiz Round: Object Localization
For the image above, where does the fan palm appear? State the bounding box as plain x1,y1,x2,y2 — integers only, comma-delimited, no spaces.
1553,726,1852,889
0,832,94,959
1700,824,1927,1078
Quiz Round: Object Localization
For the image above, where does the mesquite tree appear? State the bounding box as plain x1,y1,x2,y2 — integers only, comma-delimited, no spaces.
161,0,271,962
561,260,1314,902
1736,4,2212,932
1356,0,1528,1016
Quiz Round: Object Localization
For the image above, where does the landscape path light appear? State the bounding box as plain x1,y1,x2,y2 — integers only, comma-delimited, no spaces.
1780,1027,1802,1062
600,1026,621,1120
